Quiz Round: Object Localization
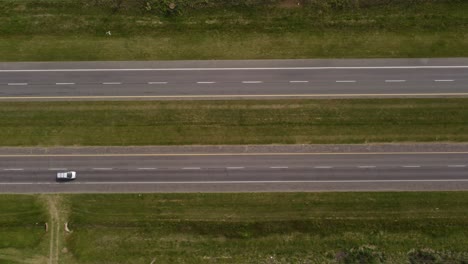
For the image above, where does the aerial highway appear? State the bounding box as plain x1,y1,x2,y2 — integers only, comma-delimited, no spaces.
1,145,468,192
0,58,468,100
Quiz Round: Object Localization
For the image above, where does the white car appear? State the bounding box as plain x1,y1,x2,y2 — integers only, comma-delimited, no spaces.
56,171,76,181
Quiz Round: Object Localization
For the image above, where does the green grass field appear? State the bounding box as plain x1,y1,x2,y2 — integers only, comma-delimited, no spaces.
64,192,468,263
0,195,48,263
0,0,466,60
1,193,467,263
1,99,468,146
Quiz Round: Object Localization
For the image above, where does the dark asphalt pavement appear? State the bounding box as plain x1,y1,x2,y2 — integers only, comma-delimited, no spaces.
1,151,468,192
1,59,467,100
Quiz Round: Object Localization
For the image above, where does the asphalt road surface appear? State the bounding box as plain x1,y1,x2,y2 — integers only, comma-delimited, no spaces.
1,58,468,100
1,151,468,192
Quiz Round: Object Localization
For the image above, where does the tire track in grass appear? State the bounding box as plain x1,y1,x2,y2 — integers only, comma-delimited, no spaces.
45,195,60,264
49,222,54,264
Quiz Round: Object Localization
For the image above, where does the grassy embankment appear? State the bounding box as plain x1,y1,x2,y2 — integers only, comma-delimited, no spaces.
2,193,467,263
5,192,468,263
0,0,467,61
1,99,468,146
0,195,48,263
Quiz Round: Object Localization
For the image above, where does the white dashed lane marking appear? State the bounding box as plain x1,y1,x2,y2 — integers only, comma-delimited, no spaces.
1,164,468,172
0,79,461,86
242,81,263,84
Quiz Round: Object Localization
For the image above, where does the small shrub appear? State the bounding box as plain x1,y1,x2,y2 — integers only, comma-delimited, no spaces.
408,248,468,264
408,248,441,264
336,245,386,264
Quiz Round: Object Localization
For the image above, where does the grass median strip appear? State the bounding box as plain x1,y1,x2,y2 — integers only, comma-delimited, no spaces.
1,98,468,146
0,1,467,60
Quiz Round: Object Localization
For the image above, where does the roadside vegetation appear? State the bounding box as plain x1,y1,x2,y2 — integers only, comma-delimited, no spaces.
2,192,467,263
0,195,48,263
57,192,468,263
1,98,468,146
0,0,466,60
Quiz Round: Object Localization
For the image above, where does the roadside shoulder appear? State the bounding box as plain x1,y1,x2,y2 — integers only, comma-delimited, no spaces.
2,143,468,155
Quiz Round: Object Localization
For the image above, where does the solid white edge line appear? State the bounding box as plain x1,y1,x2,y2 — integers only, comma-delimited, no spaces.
3,93,468,100
4,168,24,171
80,179,468,184
3,179,468,185
2,66,468,72
3,151,468,158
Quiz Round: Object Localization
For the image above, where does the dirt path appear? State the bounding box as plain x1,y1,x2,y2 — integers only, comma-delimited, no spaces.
44,195,60,264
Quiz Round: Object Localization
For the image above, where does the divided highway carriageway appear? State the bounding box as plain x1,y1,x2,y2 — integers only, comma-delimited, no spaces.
0,58,468,100
1,149,468,192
